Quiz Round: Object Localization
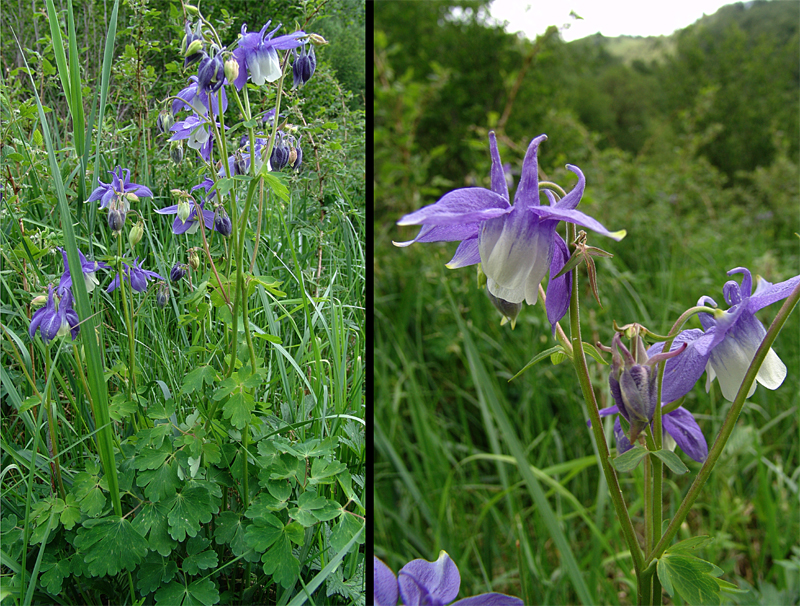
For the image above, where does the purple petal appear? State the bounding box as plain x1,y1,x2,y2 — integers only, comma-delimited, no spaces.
452,593,524,606
155,205,179,215
529,205,625,241
446,236,481,269
614,416,634,454
393,224,481,247
551,165,585,211
488,132,509,200
512,134,547,210
546,232,571,335
398,189,511,227
374,557,399,606
647,329,715,403
662,406,707,463
398,551,460,606
747,272,800,313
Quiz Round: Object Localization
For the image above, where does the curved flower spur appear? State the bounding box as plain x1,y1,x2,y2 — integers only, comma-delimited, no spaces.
395,132,626,331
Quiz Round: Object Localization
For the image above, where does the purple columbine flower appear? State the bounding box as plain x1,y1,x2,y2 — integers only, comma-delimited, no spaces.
58,248,110,294
374,552,524,606
650,267,799,403
169,113,223,162
87,166,153,212
292,43,316,88
29,285,80,343
172,76,228,117
196,51,226,93
106,258,165,294
180,21,205,67
154,198,215,235
231,21,306,90
395,132,626,333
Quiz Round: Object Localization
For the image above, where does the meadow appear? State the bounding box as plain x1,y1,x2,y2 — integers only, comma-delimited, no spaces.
374,2,799,605
1,0,365,604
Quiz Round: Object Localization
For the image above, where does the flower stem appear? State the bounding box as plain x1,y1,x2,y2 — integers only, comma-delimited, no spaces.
646,279,800,564
565,224,645,578
116,237,138,411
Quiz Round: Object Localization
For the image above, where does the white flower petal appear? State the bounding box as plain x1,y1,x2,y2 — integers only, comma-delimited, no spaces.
755,347,787,390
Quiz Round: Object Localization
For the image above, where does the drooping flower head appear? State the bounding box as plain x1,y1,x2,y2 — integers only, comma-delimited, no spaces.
374,552,524,606
172,76,228,117
603,331,687,444
29,285,80,343
395,132,625,333
106,258,165,294
232,21,306,90
650,267,800,403
292,42,316,88
196,50,226,93
154,197,215,235
181,21,205,67
58,247,110,294
169,114,212,161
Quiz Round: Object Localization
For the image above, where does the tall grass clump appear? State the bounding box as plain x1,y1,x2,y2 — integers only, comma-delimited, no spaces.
1,1,365,604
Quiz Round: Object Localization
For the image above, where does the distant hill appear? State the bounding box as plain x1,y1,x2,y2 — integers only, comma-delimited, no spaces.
567,0,796,67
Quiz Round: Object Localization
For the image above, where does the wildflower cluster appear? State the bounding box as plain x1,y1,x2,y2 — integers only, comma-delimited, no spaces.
395,129,800,604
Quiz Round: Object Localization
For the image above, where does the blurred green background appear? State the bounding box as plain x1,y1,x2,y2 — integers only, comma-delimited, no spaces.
374,1,800,604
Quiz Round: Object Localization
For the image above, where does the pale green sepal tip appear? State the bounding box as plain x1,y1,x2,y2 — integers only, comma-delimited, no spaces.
611,229,627,241
500,315,516,329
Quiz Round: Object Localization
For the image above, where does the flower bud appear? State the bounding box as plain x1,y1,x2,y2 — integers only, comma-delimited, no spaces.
156,110,174,134
184,4,199,16
184,39,204,58
606,332,687,443
108,209,125,233
224,57,240,83
308,33,328,46
234,150,247,175
188,249,200,271
177,200,192,224
126,192,139,203
170,263,187,282
156,283,169,308
292,44,316,88
170,141,184,164
128,222,144,247
486,290,522,329
31,294,48,308
214,210,232,237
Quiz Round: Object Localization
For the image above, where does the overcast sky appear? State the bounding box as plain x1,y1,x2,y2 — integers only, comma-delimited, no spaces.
488,0,740,42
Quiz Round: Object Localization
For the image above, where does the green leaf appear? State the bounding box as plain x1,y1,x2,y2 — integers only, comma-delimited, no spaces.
265,479,292,502
261,172,290,202
131,500,177,557
245,492,287,518
582,342,608,365
182,366,218,395
155,578,220,606
137,460,181,502
245,514,283,552
330,513,365,554
312,499,343,522
666,536,714,554
72,471,107,517
309,457,347,485
134,443,173,471
651,449,689,475
657,553,727,606
137,555,179,595
108,394,138,421
74,516,149,577
214,511,252,558
223,391,255,429
510,346,564,380
292,437,338,458
261,534,300,588
166,485,216,542
182,549,218,575
59,493,82,529
611,445,649,472
39,558,71,594
289,491,328,527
